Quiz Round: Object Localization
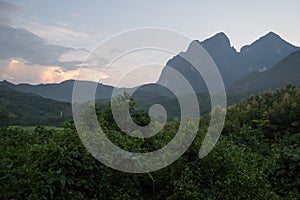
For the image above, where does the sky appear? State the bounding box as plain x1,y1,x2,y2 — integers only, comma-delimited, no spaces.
0,0,299,86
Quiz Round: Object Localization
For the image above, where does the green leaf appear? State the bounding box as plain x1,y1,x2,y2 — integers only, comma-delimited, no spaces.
60,175,66,188
147,172,154,182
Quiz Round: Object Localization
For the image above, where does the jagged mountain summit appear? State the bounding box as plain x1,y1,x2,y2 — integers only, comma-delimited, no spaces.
158,31,298,93
239,31,298,72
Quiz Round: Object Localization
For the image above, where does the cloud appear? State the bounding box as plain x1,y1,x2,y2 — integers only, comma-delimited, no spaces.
59,48,89,64
0,3,106,83
24,20,106,49
0,59,44,83
0,59,109,84
0,0,111,84
0,0,19,24
0,1,84,68
0,24,81,67
26,22,88,47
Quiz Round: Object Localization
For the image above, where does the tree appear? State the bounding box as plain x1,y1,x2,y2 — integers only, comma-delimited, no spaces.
0,106,9,127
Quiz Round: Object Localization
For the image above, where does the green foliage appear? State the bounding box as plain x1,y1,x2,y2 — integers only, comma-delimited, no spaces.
1,86,299,199
223,85,300,198
224,85,300,141
267,146,300,199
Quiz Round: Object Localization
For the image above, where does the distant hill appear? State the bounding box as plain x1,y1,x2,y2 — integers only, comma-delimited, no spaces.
130,90,245,119
0,80,244,125
158,32,298,93
0,86,71,126
230,50,300,94
0,79,115,102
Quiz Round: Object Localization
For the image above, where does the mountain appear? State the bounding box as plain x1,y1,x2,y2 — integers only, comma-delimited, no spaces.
158,33,236,93
0,79,115,102
1,32,298,103
230,49,300,94
0,86,71,126
158,32,298,93
239,32,298,72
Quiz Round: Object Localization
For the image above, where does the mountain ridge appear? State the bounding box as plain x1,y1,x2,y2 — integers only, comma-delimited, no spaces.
230,49,300,94
1,31,299,102
157,31,299,93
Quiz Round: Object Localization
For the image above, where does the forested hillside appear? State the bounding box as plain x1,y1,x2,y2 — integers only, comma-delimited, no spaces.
1,85,299,199
230,50,300,94
0,85,71,126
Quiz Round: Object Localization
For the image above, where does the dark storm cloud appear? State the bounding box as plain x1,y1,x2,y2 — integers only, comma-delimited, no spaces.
0,0,19,24
0,0,81,68
0,24,81,67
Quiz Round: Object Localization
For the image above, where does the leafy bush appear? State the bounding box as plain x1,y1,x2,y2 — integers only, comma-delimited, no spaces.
1,86,299,199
